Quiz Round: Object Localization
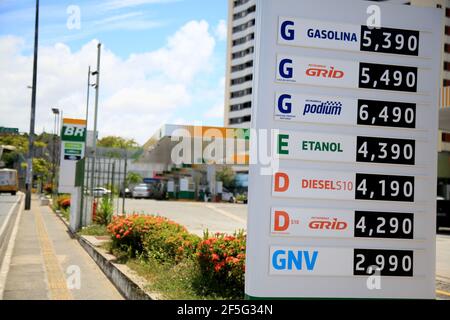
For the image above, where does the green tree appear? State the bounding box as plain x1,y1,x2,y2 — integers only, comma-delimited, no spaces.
97,136,139,149
216,167,236,190
126,172,142,186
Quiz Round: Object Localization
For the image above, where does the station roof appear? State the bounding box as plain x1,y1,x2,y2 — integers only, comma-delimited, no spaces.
142,124,250,165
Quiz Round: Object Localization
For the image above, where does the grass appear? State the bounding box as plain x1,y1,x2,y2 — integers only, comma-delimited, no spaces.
61,207,70,221
125,257,233,300
78,224,109,236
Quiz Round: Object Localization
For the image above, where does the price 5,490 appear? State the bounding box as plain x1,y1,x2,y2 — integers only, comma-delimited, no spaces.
359,62,418,92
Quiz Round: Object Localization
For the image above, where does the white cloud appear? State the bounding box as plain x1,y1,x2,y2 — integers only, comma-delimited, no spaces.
103,0,180,11
204,103,224,119
0,20,217,144
214,20,227,41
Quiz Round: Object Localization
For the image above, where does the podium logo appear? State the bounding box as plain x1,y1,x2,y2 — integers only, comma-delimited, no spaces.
306,64,344,79
272,250,318,271
303,100,342,116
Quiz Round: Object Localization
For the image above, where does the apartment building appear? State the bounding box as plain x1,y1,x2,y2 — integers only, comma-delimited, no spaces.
224,0,256,128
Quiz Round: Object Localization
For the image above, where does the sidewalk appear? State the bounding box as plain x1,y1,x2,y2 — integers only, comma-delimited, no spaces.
1,196,123,300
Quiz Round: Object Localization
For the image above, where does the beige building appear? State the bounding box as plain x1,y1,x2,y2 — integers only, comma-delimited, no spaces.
224,0,256,128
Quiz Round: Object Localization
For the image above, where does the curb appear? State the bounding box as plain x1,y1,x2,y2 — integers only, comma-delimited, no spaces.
50,205,157,300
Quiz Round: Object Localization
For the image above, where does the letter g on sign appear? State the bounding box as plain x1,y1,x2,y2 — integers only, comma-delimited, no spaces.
281,20,295,40
279,59,293,79
278,94,292,114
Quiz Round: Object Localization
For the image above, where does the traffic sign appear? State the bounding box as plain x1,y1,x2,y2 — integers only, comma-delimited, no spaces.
246,0,442,299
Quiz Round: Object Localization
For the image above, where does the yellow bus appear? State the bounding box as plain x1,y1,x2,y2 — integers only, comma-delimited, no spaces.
0,169,18,195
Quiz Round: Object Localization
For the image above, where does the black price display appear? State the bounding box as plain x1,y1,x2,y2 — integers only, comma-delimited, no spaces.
355,173,414,202
356,136,415,165
357,99,416,129
360,25,420,56
359,63,418,92
354,211,414,239
354,249,414,277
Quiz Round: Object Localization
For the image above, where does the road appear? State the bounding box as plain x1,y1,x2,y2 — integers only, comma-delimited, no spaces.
125,199,247,236
124,198,450,298
0,194,19,230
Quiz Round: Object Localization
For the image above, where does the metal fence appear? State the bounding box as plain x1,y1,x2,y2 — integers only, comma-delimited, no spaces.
77,147,140,227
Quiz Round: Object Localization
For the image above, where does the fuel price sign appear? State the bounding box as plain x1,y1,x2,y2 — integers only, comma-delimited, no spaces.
246,0,441,299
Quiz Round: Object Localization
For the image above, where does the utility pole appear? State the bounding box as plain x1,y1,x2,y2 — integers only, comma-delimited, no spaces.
25,0,40,210
90,43,101,215
80,66,91,228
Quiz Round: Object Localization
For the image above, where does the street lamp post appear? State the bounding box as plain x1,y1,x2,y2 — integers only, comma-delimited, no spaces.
25,0,40,210
51,108,60,198
89,43,101,218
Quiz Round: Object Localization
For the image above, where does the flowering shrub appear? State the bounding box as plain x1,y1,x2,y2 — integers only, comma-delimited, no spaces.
196,230,246,296
107,215,246,298
56,195,70,210
107,214,200,263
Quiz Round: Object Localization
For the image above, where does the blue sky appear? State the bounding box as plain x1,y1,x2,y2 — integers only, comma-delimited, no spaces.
0,0,228,143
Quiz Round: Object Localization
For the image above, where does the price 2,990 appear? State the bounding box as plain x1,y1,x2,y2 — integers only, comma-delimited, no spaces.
360,25,420,56
354,249,414,277
359,63,418,92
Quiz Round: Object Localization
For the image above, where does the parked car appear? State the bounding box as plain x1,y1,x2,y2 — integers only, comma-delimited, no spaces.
437,196,450,231
148,181,166,200
92,187,111,197
119,187,132,198
132,185,150,199
221,188,236,203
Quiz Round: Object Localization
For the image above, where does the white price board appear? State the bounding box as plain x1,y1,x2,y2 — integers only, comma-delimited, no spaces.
246,0,442,299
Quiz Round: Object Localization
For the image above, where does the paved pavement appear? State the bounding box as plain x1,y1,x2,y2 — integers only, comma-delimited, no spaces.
0,196,123,300
0,195,19,230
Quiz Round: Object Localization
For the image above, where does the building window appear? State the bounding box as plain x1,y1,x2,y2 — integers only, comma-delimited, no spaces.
444,79,450,86
232,33,255,46
446,7,450,17
234,0,251,8
233,5,256,21
232,46,254,59
229,115,251,125
230,101,252,112
445,43,450,53
232,19,255,33
231,74,253,86
230,88,252,99
231,60,253,73
445,62,450,71
446,26,450,36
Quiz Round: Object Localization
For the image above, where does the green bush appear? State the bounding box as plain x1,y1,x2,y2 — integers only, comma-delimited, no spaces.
94,196,114,226
108,214,200,263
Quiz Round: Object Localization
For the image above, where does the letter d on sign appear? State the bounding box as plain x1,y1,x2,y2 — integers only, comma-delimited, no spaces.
274,172,289,192
274,211,290,231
